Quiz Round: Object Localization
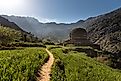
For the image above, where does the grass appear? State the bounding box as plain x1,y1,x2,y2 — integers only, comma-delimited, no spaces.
0,47,48,81
7,42,46,47
50,48,121,81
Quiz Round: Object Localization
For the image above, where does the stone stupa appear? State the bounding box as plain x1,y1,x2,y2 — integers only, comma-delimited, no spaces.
64,28,92,46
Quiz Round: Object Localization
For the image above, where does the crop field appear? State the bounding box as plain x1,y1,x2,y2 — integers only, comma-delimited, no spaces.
50,48,121,81
0,48,48,81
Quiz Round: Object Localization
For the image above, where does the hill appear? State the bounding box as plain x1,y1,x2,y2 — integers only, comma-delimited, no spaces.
0,16,41,45
1,8,121,54
81,8,121,54
1,15,84,42
0,26,22,44
0,16,24,31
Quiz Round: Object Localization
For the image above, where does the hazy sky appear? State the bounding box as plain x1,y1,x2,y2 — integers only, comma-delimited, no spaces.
0,0,121,23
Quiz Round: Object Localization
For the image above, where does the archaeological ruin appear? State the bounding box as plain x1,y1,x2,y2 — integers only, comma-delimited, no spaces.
64,28,92,46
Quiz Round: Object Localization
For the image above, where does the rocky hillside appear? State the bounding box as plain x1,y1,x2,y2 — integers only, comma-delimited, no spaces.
1,15,84,42
84,8,121,54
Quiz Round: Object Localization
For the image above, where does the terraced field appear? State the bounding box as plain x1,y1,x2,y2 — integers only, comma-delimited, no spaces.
1,46,121,81
0,48,49,81
50,47,121,81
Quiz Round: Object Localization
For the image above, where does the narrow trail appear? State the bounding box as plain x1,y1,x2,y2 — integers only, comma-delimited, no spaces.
36,48,54,81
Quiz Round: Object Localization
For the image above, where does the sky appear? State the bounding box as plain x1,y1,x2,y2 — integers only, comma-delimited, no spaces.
0,0,121,23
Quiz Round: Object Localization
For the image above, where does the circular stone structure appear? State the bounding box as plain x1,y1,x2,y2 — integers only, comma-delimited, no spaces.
70,28,87,40
63,28,92,46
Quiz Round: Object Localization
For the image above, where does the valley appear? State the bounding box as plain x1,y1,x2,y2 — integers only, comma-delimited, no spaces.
0,7,121,81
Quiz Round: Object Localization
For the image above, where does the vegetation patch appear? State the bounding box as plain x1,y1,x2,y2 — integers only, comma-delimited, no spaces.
0,48,49,81
6,42,46,48
0,26,22,44
50,48,121,81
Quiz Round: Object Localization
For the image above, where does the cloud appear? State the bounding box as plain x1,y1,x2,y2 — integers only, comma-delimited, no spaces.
38,18,59,23
37,17,76,24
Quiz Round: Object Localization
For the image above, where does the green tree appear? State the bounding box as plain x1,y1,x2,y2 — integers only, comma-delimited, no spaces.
0,26,22,44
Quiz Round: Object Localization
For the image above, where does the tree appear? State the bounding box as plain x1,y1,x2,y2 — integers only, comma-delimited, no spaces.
0,26,22,44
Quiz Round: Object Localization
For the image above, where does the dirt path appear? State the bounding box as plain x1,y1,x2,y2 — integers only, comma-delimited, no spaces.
36,48,54,81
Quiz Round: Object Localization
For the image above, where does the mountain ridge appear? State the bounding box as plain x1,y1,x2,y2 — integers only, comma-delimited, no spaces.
84,7,121,54
1,7,121,54
0,16,24,31
1,15,84,42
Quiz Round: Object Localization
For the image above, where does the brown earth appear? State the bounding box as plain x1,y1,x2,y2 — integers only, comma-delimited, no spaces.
36,49,54,81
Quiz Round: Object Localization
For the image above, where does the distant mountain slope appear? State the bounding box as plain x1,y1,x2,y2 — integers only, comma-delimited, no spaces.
2,8,121,54
0,16,23,31
0,16,39,43
1,15,84,42
84,8,121,54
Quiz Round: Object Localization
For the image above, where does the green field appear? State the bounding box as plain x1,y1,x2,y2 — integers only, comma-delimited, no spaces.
50,47,121,81
0,48,48,81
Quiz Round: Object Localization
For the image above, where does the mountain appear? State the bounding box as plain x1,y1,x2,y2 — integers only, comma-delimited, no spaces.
1,8,121,54
83,8,121,54
0,16,39,43
0,16,23,31
1,15,84,42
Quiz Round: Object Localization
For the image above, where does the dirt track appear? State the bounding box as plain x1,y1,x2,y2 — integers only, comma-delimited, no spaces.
37,49,54,81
